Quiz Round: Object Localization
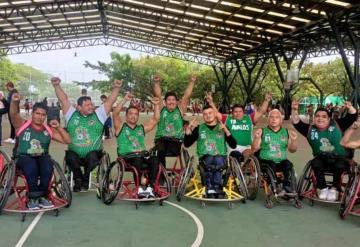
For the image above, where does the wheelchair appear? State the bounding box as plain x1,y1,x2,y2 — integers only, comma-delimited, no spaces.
101,151,171,209
0,149,71,221
153,137,190,190
63,150,110,199
339,164,360,219
260,162,301,209
236,154,261,200
176,155,248,209
297,158,355,206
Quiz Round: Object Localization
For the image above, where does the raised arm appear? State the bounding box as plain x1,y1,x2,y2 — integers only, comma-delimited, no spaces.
50,77,71,115
113,93,132,135
10,93,25,130
205,92,222,120
287,130,298,153
251,128,262,153
180,74,197,113
49,120,71,144
153,75,163,109
144,97,161,133
340,120,360,149
103,79,122,115
291,100,301,124
254,93,272,124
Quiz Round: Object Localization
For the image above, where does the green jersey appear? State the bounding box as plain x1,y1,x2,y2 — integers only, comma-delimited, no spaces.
117,123,146,156
307,122,345,156
66,110,104,158
155,106,183,140
259,127,289,163
16,121,52,156
197,123,227,157
225,114,253,146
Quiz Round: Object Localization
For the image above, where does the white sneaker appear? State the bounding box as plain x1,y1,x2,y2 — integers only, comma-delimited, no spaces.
138,187,145,196
145,186,155,198
326,188,338,201
10,139,15,144
319,188,328,200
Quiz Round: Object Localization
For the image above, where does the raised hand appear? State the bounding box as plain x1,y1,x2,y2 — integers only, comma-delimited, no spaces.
254,128,262,139
12,93,21,102
113,79,123,88
264,92,272,101
351,119,360,129
289,130,298,140
50,77,61,86
189,74,197,83
204,92,213,104
153,74,161,83
49,119,60,129
124,92,134,102
291,100,299,111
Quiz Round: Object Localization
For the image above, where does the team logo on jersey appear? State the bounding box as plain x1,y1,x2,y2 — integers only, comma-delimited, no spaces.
88,120,95,126
329,126,335,132
265,135,271,142
281,136,286,142
74,118,79,126
173,114,179,120
200,132,206,139
43,130,49,136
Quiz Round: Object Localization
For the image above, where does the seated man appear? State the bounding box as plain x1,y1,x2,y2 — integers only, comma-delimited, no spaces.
10,93,71,210
113,93,160,198
51,77,122,192
291,101,357,201
252,109,298,196
153,74,197,167
184,105,237,198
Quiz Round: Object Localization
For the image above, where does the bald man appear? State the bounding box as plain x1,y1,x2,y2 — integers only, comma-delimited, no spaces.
252,109,298,195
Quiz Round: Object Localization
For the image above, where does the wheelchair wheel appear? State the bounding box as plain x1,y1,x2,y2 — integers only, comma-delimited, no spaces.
296,161,312,199
230,156,248,200
262,164,277,198
241,155,260,200
157,165,171,198
339,171,359,219
52,160,72,207
176,156,195,202
181,148,190,167
0,153,15,214
102,160,124,205
96,152,110,199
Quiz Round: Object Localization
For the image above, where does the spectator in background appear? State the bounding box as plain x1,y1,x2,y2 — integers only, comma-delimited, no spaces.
81,88,87,96
24,98,30,116
4,81,17,144
0,91,9,146
42,97,48,107
100,94,112,139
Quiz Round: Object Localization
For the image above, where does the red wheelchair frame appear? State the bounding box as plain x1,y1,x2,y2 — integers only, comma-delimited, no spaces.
339,165,360,218
297,159,355,206
101,152,171,209
0,151,71,221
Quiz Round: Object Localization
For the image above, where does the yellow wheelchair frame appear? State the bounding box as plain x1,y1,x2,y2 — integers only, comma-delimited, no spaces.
176,155,248,208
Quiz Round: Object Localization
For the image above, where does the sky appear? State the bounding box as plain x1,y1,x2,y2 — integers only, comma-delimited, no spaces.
7,44,340,84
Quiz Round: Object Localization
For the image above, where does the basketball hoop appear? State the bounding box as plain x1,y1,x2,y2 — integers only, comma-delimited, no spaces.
284,68,299,90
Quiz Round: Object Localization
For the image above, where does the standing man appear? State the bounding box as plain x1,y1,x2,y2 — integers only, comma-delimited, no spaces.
153,74,197,167
291,100,357,201
51,77,122,192
4,81,17,144
252,109,298,195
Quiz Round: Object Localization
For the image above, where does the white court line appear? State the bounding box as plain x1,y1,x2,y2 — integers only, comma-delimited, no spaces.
164,201,204,247
15,212,44,247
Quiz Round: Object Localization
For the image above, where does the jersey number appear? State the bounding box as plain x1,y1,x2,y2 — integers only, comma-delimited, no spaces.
22,132,31,141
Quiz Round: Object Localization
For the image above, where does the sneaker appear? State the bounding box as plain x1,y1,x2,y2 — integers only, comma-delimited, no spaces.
319,188,328,200
39,197,54,209
326,188,338,201
10,139,16,144
138,187,146,198
27,198,40,210
278,189,286,197
145,186,155,198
